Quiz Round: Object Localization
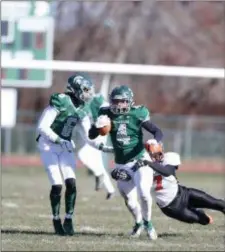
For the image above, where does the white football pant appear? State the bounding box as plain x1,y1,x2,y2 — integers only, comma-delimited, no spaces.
116,151,154,222
37,136,76,185
77,135,115,194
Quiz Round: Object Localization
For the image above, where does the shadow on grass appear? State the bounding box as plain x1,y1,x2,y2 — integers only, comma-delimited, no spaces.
1,228,182,238
158,232,182,238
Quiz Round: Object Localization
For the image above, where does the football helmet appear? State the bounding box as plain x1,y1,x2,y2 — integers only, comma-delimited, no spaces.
109,85,134,114
145,141,164,162
66,73,94,103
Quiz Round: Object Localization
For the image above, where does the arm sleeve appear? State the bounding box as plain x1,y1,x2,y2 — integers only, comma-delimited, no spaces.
49,93,63,112
144,160,177,177
141,120,163,142
36,106,59,142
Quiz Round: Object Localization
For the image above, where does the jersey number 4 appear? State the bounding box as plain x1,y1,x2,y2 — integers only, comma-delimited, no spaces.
154,175,163,191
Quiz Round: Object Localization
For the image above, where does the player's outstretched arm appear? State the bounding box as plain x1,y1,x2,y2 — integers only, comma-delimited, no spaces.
132,160,177,177
141,121,163,143
79,116,113,153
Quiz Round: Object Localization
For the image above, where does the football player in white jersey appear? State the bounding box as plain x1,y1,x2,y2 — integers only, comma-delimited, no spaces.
131,142,225,225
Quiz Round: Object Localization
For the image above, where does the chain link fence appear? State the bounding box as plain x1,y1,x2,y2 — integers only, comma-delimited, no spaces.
1,110,225,160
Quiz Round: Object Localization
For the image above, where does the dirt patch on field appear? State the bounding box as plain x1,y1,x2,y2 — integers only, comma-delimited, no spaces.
2,155,225,173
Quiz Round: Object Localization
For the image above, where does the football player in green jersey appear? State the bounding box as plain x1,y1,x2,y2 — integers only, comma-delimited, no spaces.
89,85,163,240
36,73,112,236
76,93,115,199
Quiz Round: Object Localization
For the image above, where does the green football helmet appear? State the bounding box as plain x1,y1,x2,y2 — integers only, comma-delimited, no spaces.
109,85,134,114
66,73,94,103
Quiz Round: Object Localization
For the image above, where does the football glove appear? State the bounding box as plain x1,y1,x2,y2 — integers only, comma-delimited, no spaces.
56,138,75,152
111,168,131,181
132,159,148,172
95,115,111,128
98,143,114,153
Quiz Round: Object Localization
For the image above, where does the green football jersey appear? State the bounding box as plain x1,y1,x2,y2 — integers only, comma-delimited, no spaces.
98,105,150,164
49,93,89,141
88,94,105,122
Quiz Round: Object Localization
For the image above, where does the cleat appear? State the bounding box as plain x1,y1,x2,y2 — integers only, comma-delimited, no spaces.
146,226,158,240
53,218,65,236
143,220,158,240
106,192,115,200
129,222,143,238
63,218,75,236
95,174,104,191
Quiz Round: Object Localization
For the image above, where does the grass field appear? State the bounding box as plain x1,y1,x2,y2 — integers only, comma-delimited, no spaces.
1,166,225,251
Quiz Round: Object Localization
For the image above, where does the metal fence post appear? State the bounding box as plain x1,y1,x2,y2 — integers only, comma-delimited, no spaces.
184,116,194,159
4,128,12,154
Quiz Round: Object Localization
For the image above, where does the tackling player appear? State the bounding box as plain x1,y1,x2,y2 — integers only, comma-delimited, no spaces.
132,142,225,225
36,73,112,236
89,85,163,240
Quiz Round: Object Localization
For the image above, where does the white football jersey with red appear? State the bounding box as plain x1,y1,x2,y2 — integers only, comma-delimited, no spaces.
152,152,181,208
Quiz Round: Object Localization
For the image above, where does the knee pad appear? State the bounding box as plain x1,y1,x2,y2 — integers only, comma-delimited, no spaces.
50,184,62,196
65,178,76,193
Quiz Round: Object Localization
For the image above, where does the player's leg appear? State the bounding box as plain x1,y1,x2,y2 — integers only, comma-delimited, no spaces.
39,149,65,235
133,154,157,240
78,143,104,190
101,168,116,199
117,179,143,237
161,206,211,225
78,143,115,196
188,187,225,214
59,151,76,235
160,186,212,225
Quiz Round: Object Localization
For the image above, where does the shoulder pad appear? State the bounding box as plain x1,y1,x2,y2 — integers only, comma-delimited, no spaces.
132,105,150,122
49,93,68,111
132,105,145,109
163,152,181,166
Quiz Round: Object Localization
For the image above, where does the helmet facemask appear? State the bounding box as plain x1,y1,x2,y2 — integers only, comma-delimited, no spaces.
109,86,134,114
79,80,94,102
147,143,164,162
110,98,132,114
150,152,164,163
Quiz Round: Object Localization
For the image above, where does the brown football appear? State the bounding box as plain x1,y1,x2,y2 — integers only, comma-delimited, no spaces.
98,123,111,136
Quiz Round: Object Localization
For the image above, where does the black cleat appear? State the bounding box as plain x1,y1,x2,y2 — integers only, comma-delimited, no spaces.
95,174,104,191
63,218,75,236
53,218,65,236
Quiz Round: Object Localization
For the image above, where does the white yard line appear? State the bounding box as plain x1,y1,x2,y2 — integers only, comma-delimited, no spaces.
2,201,19,208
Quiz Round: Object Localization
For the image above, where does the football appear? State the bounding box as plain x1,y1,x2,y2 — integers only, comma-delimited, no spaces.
98,123,111,136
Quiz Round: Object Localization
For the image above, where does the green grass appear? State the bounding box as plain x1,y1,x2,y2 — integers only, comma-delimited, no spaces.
1,166,225,251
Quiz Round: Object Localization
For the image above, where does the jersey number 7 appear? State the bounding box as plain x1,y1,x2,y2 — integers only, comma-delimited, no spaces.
154,175,163,191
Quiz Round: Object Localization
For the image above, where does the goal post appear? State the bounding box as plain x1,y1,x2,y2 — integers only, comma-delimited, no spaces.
2,59,224,81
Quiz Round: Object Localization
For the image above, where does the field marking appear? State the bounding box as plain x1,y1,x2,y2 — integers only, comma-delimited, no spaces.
2,201,19,208
38,214,52,219
63,238,224,250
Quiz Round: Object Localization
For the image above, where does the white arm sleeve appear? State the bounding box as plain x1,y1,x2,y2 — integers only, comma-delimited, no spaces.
76,115,100,150
37,106,59,142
